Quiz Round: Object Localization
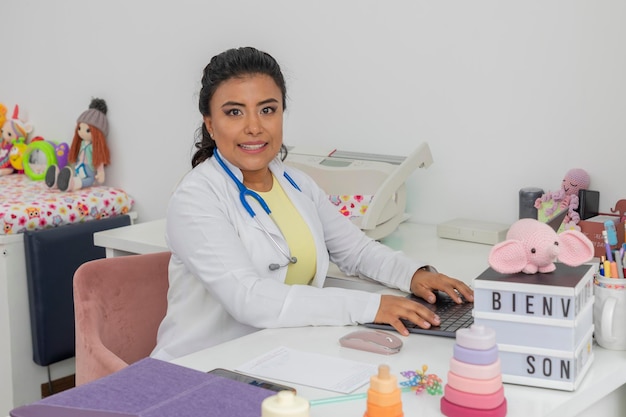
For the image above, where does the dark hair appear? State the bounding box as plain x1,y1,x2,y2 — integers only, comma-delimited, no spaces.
192,47,288,168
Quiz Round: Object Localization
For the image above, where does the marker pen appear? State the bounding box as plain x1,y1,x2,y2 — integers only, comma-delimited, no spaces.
615,250,625,279
603,231,614,263
603,254,612,278
604,221,618,246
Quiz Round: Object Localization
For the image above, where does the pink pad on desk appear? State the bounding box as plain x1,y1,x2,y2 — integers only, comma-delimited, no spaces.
441,397,507,417
443,385,505,410
449,357,501,380
446,372,502,395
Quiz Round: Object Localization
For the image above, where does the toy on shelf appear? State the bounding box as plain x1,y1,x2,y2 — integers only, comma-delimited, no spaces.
46,98,110,191
22,138,70,181
488,218,594,274
363,364,403,417
9,137,28,173
441,324,507,417
534,168,590,230
1,104,33,176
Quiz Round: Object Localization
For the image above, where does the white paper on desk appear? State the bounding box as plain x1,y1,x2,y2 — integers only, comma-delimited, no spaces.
235,346,378,394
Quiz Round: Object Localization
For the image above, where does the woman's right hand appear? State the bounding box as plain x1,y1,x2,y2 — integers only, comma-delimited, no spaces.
373,294,441,336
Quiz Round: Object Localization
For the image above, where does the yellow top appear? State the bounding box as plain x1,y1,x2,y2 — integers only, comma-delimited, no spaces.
258,177,317,285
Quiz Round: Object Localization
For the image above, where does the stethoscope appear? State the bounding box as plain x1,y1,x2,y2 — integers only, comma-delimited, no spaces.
213,149,301,271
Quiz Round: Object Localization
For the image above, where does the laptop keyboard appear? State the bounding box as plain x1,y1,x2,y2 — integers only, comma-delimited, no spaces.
365,291,474,337
402,293,474,333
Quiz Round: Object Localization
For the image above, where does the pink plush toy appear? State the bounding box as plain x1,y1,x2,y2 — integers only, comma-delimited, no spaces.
534,168,590,227
488,218,594,274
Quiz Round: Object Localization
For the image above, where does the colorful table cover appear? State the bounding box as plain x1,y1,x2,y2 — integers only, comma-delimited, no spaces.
0,174,134,235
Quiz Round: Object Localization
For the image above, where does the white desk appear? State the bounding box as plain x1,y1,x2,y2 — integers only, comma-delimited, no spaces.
93,218,166,258
171,326,626,417
93,220,626,416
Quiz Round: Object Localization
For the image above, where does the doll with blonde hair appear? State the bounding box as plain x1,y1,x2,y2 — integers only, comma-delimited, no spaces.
1,104,33,176
46,98,110,191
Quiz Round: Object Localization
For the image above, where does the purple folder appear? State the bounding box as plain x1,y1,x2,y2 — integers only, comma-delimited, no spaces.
10,358,275,417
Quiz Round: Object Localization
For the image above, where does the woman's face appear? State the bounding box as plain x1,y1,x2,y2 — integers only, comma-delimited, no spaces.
204,74,283,178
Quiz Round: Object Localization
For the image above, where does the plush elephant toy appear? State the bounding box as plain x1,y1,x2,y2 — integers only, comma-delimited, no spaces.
489,218,594,274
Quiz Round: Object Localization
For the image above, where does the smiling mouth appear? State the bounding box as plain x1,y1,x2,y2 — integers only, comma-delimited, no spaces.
239,143,267,150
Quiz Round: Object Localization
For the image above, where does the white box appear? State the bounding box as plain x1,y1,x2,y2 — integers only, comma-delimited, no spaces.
497,327,594,391
472,263,596,390
473,263,595,322
436,218,509,245
474,300,593,351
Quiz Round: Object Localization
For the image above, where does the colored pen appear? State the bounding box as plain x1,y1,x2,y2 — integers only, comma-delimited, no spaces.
604,221,618,246
603,231,613,263
603,255,612,278
310,386,413,406
616,250,625,279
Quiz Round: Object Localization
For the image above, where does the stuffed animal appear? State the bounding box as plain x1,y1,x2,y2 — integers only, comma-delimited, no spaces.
534,168,590,228
9,137,28,173
45,98,110,191
1,104,33,176
488,218,594,274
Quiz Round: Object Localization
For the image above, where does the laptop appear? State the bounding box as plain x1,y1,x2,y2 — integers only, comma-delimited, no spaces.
364,210,570,338
364,290,474,338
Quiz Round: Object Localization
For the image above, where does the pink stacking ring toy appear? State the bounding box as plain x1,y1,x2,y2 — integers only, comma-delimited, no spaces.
449,357,501,380
453,344,499,365
441,397,507,417
446,372,502,395
456,325,497,350
443,385,505,410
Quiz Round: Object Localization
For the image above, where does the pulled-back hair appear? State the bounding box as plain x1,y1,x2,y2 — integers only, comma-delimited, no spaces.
192,47,288,168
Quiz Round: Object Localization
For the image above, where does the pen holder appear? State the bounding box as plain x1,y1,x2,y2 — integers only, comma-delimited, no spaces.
593,275,626,350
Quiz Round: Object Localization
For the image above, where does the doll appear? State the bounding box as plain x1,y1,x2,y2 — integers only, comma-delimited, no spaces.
1,104,33,176
0,103,7,174
534,168,590,228
46,98,110,191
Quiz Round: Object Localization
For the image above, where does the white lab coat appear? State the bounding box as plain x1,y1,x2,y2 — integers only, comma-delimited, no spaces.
151,154,425,360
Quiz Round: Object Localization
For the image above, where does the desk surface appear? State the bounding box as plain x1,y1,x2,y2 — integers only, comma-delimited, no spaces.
171,326,626,417
94,220,626,416
93,218,166,257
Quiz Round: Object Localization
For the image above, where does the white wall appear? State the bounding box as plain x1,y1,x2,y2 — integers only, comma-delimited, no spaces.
2,0,625,226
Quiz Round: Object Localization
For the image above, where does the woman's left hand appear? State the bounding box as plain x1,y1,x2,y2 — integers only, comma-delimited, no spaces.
409,268,474,304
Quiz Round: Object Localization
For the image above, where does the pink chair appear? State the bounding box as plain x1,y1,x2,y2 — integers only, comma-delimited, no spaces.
73,251,170,385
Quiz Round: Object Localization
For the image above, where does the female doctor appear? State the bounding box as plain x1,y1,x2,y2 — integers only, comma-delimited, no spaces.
151,47,473,361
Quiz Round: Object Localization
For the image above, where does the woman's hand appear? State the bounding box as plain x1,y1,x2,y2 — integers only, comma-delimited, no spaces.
373,268,474,336
374,294,442,336
410,268,473,306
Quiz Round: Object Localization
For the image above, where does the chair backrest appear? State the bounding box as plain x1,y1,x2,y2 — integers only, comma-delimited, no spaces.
74,251,170,385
